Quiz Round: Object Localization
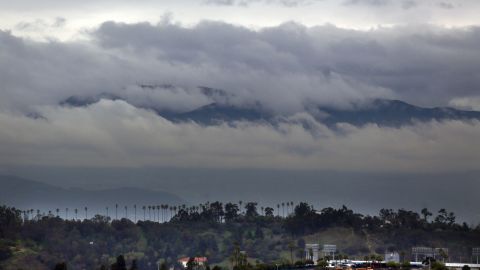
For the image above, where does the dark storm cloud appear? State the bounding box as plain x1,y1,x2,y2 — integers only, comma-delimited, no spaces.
92,21,480,107
2,20,480,114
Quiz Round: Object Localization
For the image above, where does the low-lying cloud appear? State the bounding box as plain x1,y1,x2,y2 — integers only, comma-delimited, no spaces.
0,100,479,172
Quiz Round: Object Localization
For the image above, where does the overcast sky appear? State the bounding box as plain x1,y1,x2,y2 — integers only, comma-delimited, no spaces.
1,0,480,218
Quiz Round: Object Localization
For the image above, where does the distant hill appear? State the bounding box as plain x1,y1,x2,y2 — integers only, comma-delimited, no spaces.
0,175,185,217
58,86,480,128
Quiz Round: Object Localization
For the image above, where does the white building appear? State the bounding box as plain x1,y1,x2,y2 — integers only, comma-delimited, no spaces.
385,252,400,263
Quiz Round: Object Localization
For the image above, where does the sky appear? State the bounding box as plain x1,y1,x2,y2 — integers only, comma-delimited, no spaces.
1,0,480,220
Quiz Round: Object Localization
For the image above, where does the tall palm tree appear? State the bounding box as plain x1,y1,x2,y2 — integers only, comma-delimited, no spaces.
164,204,169,221
56,208,60,217
106,206,109,219
74,208,78,220
156,205,160,222
142,206,146,221
290,201,294,215
84,207,88,219
124,205,128,219
282,202,285,217
277,204,280,217
148,206,151,220
134,204,137,223
65,208,69,220
115,204,118,220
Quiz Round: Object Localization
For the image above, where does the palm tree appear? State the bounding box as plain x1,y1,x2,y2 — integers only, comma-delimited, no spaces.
277,204,280,217
65,208,69,220
148,206,151,220
134,205,137,223
106,206,109,218
56,208,60,217
74,208,78,220
124,205,128,219
115,204,118,220
282,202,285,217
156,205,160,222
290,201,294,215
164,204,169,221
84,207,88,219
142,206,146,221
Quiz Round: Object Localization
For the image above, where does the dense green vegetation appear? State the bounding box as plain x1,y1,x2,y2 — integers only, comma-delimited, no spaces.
1,203,479,270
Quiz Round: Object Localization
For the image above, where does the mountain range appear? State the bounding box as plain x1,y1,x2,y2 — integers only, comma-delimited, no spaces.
58,85,480,128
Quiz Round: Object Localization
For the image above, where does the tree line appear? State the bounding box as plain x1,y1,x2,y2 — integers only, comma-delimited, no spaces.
1,203,479,270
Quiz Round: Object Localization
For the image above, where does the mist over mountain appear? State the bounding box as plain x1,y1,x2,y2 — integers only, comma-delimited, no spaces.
59,85,480,128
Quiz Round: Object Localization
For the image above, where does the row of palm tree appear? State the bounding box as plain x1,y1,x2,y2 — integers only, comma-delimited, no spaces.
20,201,297,222
20,204,186,223
276,201,295,217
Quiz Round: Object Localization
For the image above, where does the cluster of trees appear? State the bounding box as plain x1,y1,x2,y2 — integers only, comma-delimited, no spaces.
283,203,470,235
1,203,479,270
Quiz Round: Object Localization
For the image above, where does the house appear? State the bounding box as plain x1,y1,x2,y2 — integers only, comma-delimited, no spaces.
178,257,208,268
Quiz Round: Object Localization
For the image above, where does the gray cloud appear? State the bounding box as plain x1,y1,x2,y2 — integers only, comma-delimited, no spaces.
203,0,322,7
2,20,480,115
438,1,455,9
343,0,392,6
92,21,480,108
1,100,480,172
343,0,460,10
14,17,66,31
2,21,480,115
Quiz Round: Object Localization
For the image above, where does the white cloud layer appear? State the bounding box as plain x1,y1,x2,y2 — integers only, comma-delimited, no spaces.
0,100,479,172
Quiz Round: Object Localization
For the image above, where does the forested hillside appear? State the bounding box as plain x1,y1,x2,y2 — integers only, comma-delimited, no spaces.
1,203,479,270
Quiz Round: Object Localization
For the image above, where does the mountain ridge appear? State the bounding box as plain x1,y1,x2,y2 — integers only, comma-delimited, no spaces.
57,87,480,128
